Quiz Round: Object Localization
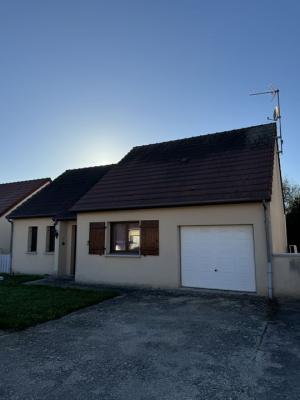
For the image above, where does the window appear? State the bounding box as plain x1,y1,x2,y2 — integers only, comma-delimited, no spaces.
88,220,159,256
46,226,55,252
110,222,140,254
28,226,38,252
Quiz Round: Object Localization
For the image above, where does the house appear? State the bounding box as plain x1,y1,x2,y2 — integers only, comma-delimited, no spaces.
0,178,50,254
9,165,112,275
10,123,287,296
71,123,286,296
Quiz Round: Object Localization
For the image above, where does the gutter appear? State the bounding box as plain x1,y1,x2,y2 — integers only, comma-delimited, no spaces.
263,200,273,299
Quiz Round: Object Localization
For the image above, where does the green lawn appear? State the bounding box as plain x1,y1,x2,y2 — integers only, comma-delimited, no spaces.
0,274,118,330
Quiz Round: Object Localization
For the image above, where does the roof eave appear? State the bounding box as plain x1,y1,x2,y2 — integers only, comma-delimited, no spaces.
55,216,77,221
72,197,271,214
8,213,55,220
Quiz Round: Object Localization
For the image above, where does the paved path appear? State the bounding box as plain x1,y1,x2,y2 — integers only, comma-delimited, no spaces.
0,287,300,399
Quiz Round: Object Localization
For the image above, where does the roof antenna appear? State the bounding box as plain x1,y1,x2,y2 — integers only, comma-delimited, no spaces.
250,86,283,153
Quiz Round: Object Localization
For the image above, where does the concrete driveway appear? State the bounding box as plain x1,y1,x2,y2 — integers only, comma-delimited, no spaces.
0,289,300,400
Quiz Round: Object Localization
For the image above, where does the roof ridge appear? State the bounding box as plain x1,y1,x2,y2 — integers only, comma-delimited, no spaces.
131,123,276,150
65,164,115,172
0,177,51,186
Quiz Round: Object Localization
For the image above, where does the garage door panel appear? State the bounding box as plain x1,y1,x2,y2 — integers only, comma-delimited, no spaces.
181,226,256,292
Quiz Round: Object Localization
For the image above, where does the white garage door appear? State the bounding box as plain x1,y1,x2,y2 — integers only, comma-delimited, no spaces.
181,225,256,292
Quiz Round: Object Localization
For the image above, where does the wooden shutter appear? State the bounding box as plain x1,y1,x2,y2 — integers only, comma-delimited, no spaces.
140,220,159,256
89,222,106,255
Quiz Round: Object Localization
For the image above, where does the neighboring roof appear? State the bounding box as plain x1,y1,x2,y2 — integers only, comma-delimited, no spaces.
72,123,277,213
0,178,50,217
9,165,113,220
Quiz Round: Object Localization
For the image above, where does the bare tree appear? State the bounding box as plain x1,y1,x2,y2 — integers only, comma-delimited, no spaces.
283,178,300,250
282,178,300,214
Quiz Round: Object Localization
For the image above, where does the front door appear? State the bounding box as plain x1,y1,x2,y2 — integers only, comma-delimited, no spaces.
70,225,77,276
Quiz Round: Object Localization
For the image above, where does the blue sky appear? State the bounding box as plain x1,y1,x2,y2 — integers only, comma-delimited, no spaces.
1,0,299,183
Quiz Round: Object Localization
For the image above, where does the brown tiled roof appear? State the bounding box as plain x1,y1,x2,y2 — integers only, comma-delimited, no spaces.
9,165,113,220
0,178,50,217
72,123,277,212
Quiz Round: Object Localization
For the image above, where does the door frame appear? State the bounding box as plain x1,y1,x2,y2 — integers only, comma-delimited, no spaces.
70,225,77,276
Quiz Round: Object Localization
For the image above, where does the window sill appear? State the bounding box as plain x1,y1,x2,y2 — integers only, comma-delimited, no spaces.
105,253,141,258
26,252,37,255
44,252,55,255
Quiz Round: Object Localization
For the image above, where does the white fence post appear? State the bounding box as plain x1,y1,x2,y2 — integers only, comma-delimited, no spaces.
0,254,11,273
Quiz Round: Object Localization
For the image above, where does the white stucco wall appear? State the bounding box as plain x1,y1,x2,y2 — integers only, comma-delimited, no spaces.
12,218,77,276
273,254,300,297
75,203,270,295
12,218,55,275
269,150,287,253
0,215,11,254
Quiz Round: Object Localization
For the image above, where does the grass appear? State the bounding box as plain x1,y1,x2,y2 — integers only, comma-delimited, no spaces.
1,273,44,286
0,274,118,330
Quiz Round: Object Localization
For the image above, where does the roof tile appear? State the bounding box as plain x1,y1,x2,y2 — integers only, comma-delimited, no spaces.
9,165,113,219
0,178,50,217
72,123,277,212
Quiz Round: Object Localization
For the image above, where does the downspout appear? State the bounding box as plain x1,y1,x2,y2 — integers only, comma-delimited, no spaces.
263,200,273,299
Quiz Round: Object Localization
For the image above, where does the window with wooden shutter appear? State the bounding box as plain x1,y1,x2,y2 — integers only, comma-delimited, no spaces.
140,220,159,256
110,222,140,254
89,222,106,255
